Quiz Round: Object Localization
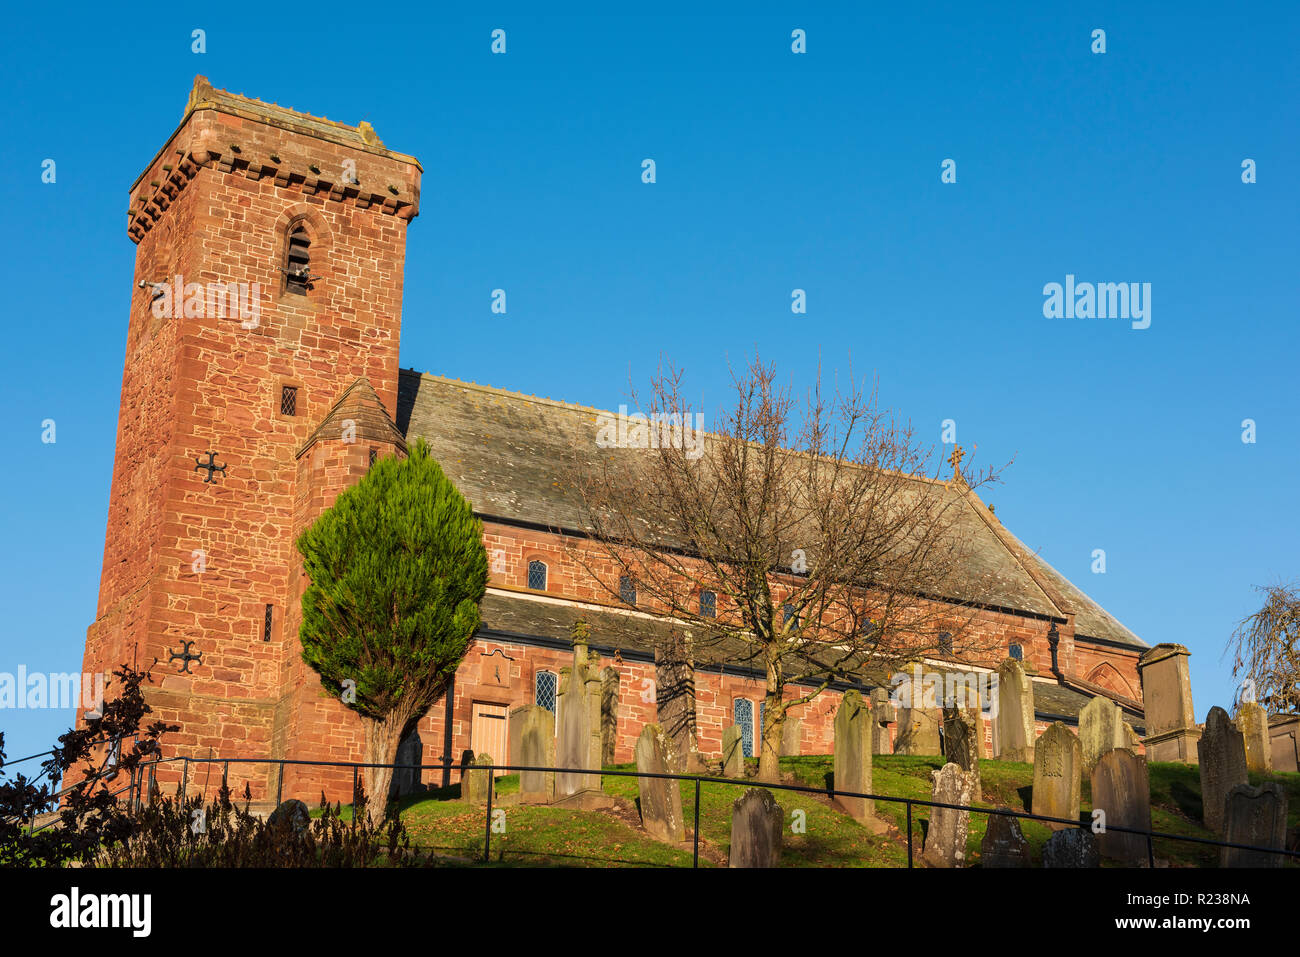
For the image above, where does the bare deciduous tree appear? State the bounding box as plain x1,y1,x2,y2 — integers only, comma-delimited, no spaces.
567,356,1005,781
1226,582,1300,713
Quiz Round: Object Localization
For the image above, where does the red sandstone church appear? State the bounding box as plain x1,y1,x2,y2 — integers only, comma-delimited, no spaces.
81,78,1153,802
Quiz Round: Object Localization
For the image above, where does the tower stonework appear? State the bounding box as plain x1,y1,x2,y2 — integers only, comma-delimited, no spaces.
82,76,421,799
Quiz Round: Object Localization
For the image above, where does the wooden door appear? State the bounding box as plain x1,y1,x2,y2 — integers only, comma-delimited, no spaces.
470,701,509,777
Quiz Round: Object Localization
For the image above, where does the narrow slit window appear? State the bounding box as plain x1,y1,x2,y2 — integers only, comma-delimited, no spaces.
280,385,298,416
263,604,274,642
368,447,377,467
285,223,312,295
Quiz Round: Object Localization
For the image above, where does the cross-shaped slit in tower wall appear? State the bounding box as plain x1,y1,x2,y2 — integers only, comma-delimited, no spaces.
194,451,227,483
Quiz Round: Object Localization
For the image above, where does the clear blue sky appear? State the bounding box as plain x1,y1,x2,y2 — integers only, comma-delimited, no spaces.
1,2,1296,763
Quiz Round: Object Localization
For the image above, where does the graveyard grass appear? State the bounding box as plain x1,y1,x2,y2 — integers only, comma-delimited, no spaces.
323,757,1299,867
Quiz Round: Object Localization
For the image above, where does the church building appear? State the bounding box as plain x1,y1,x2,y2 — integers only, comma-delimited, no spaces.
82,78,1151,803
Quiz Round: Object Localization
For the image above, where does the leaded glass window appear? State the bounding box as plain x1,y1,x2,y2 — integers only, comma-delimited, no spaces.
535,671,557,712
527,560,547,591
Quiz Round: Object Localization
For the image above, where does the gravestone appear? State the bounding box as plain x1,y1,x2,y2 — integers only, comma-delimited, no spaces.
654,634,699,772
1136,644,1200,763
994,658,1035,763
721,725,745,777
1079,696,1128,775
1042,829,1100,868
943,707,982,801
1197,706,1247,835
462,753,494,805
1271,714,1300,773
980,812,1031,867
729,788,783,868
600,666,620,767
780,715,803,756
508,703,555,805
870,688,895,754
267,798,311,837
634,724,685,842
1234,702,1272,774
894,694,942,756
833,690,878,826
922,763,975,868
1221,783,1288,867
389,728,424,799
1090,748,1151,865
1031,722,1081,829
554,623,613,809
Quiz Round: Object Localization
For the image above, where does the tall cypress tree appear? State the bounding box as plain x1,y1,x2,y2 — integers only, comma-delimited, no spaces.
297,439,487,814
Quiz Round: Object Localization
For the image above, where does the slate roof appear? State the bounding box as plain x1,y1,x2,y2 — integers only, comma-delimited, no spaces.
395,370,1146,651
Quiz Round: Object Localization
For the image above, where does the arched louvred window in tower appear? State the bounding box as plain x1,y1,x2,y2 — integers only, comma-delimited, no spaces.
284,222,313,295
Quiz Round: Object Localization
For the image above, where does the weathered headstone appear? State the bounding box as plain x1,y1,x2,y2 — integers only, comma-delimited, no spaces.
1197,706,1247,834
600,666,620,767
461,753,494,805
1234,702,1272,774
922,763,975,868
870,687,895,754
943,707,982,801
833,690,879,827
654,633,699,772
721,725,745,777
1031,722,1081,829
1079,696,1128,775
729,788,783,868
634,724,685,842
980,812,1030,867
1136,644,1200,763
267,798,311,836
389,727,424,798
1090,748,1151,865
994,658,1035,763
1221,783,1288,867
780,715,803,756
894,693,942,756
1271,714,1300,774
508,703,555,805
1042,828,1100,868
554,622,613,808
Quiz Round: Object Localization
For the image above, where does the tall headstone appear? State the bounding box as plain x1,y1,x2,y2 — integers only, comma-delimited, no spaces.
780,715,803,756
1031,722,1081,829
922,763,975,868
1221,782,1289,868
634,724,685,843
870,688,895,754
980,812,1031,868
721,725,745,777
1079,696,1128,775
894,680,942,757
994,658,1035,763
554,621,611,808
1234,702,1272,773
508,703,556,805
1136,644,1200,763
1270,714,1300,773
461,753,494,805
600,666,620,767
389,728,424,799
1197,706,1247,835
1042,829,1100,868
943,707,982,801
833,690,877,825
1090,748,1151,865
729,788,783,868
654,632,699,772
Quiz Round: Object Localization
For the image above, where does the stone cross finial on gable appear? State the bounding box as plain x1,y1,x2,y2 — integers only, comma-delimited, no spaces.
948,445,965,476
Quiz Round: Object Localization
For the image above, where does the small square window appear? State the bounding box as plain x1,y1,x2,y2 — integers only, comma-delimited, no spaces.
368,447,378,467
783,603,799,627
938,632,953,654
280,385,298,416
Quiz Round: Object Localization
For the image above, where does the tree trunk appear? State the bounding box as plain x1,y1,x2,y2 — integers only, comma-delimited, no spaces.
758,657,784,783
361,710,410,822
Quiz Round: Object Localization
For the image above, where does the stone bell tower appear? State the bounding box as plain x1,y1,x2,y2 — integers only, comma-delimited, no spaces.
81,76,421,798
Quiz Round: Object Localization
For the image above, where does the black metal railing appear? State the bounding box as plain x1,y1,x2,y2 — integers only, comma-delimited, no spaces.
109,753,1299,868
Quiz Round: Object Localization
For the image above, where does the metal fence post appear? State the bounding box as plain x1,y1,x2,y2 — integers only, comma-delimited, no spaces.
483,771,494,864
693,778,701,869
181,757,189,802
1147,833,1155,868
351,765,360,826
906,800,913,868
275,760,284,807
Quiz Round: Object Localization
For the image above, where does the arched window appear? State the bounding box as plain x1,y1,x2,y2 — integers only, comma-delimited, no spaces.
284,221,314,295
527,560,547,591
535,671,557,712
1009,643,1024,661
733,698,756,758
619,575,637,606
783,604,799,628
699,590,716,618
938,631,953,655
